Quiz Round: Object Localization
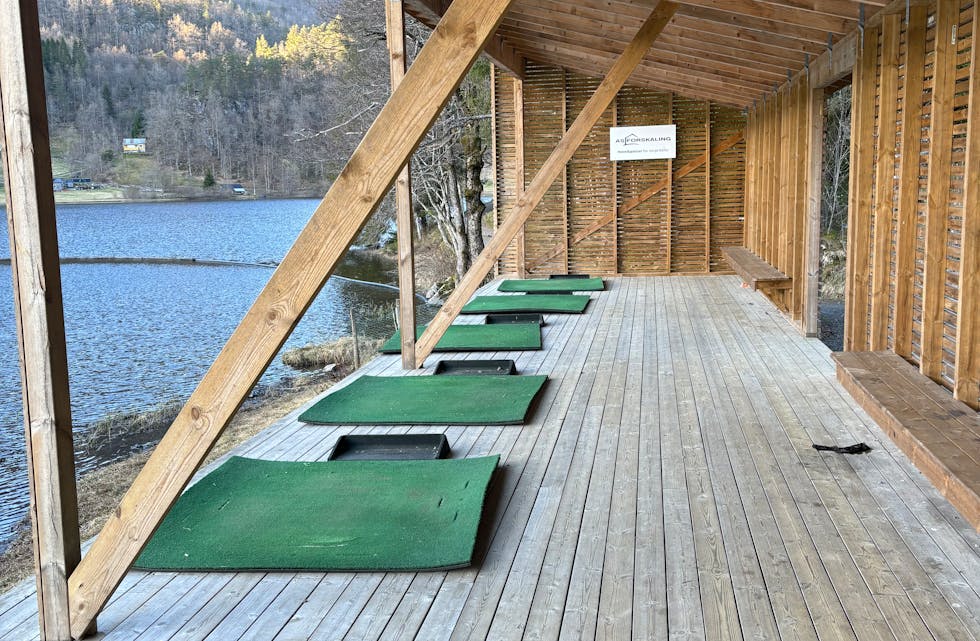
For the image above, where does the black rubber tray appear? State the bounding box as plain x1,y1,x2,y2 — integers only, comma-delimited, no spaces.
328,434,451,461
434,359,518,376
485,313,545,325
549,274,591,279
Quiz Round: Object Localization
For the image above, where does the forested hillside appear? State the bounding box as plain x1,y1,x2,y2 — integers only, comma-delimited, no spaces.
28,0,391,197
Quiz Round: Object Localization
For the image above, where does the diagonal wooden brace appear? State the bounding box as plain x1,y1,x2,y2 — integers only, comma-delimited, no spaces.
415,1,679,366
66,0,517,635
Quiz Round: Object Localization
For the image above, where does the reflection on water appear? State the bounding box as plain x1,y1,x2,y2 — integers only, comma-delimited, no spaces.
0,199,437,550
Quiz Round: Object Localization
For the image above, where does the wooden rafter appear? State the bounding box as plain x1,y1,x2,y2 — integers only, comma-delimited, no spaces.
65,0,519,635
403,0,525,77
415,1,679,365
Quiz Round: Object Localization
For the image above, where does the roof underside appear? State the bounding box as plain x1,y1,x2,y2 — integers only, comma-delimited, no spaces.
405,0,876,107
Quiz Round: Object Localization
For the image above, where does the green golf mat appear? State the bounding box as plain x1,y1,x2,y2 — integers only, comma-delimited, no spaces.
135,455,499,571
460,294,591,314
497,277,604,293
379,323,541,354
299,374,548,425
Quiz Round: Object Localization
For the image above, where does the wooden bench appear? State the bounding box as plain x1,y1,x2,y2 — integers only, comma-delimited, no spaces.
833,351,980,530
721,246,792,291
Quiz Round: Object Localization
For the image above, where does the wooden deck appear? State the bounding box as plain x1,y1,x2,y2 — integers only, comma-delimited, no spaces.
2,275,980,641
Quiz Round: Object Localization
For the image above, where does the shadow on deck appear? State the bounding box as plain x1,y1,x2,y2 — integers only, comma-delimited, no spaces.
1,276,979,641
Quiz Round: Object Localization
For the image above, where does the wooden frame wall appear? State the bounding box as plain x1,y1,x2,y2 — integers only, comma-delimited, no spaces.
845,0,979,408
493,63,746,276
744,0,980,409
743,72,812,320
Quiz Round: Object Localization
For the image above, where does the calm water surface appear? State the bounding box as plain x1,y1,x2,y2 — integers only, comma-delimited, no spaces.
0,199,435,550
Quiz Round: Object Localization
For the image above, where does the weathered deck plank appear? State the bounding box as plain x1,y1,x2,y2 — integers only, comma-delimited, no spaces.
2,276,979,641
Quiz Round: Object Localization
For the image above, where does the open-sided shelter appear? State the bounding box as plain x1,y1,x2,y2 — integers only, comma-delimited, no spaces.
1,0,979,638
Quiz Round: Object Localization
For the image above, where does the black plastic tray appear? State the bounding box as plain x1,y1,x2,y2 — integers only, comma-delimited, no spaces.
549,274,591,279
485,313,545,325
328,434,451,461
433,359,518,376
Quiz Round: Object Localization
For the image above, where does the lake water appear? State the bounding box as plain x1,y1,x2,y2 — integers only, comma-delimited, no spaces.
0,198,436,550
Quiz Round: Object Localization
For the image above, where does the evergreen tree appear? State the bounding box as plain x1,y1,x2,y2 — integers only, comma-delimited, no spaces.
203,168,216,188
102,84,116,120
130,109,146,137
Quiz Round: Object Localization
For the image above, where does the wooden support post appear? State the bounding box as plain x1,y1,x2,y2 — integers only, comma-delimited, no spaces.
743,107,753,248
920,0,959,379
792,75,808,322
804,85,824,337
869,14,901,351
844,24,879,351
514,78,527,277
705,102,712,272
667,93,674,273
611,97,619,274
491,64,500,279
0,1,83,638
561,69,570,274
893,5,927,358
416,1,679,364
386,0,417,370
955,14,980,409
66,0,517,634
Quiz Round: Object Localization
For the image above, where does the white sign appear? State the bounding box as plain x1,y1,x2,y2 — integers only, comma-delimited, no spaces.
609,125,676,161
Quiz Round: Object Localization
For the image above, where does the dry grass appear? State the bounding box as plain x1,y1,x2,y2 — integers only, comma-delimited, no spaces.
281,336,382,371
820,235,847,301
0,373,338,593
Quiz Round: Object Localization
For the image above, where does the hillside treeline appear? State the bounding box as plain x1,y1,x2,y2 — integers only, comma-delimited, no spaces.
33,0,386,196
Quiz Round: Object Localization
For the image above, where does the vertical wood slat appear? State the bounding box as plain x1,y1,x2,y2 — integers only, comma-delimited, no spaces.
416,2,679,364
920,0,960,379
804,84,824,336
869,14,902,351
0,1,83,638
562,72,570,274
612,99,619,274
667,93,674,271
705,105,711,271
955,8,980,409
67,0,520,633
491,64,499,279
514,78,527,278
386,0,417,370
845,25,880,351
778,85,791,310
792,75,808,322
894,5,928,358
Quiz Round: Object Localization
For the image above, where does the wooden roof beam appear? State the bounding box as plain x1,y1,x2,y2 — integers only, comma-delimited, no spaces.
514,39,772,94
499,17,802,75
609,0,879,20
515,46,759,105
670,15,827,54
404,0,525,77
678,5,834,43
500,23,790,82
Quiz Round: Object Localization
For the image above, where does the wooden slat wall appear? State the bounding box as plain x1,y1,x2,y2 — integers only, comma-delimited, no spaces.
617,87,672,273
494,61,746,277
743,74,812,319
744,0,980,409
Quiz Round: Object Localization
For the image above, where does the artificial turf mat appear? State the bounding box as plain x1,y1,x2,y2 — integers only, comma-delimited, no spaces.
497,277,604,293
379,323,541,353
134,455,499,571
460,294,591,314
298,374,548,425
